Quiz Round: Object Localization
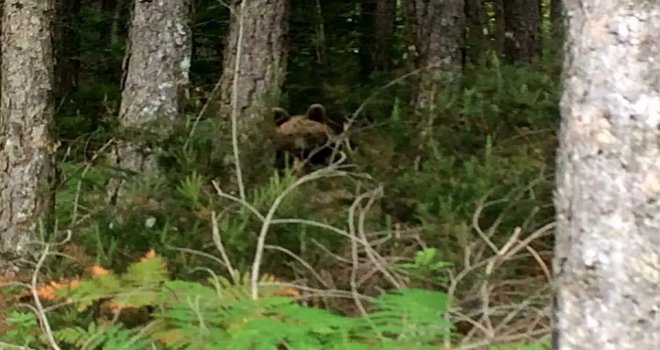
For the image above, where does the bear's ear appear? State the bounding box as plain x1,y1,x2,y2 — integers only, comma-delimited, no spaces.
306,104,326,124
273,107,290,126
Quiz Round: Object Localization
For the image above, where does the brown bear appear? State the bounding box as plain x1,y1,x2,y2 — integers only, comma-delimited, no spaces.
271,103,342,172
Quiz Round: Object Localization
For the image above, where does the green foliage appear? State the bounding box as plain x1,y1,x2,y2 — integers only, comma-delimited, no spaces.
366,288,452,347
57,253,168,312
47,253,453,350
0,310,40,347
398,248,453,283
55,323,152,350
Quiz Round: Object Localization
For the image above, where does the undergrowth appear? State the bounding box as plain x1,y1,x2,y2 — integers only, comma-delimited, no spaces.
1,60,556,350
1,251,548,350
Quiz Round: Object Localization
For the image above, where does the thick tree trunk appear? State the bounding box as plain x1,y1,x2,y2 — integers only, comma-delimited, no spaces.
107,0,192,204
553,0,660,349
0,0,57,276
359,0,397,75
218,0,289,131
404,0,464,168
403,0,464,112
502,0,541,63
216,0,289,197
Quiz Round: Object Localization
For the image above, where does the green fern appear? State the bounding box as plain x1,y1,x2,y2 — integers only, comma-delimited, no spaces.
368,288,452,336
53,253,454,350
54,323,153,350
358,288,452,349
57,253,168,311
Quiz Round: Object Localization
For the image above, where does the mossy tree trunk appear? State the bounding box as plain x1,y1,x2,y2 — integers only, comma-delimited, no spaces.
553,0,660,348
107,0,192,204
0,0,57,277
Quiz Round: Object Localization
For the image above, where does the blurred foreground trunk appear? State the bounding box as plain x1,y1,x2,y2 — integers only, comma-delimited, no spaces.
553,0,660,348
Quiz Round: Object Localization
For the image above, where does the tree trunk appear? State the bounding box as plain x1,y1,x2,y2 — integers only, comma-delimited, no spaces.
553,0,660,349
502,0,541,63
404,0,464,168
464,0,486,65
359,0,397,76
216,0,289,197
54,0,81,100
0,0,3,83
0,0,57,276
403,0,464,113
107,0,192,204
217,0,289,131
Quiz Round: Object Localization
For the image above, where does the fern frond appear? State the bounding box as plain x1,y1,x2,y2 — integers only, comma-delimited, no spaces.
54,323,153,350
123,252,168,287
56,271,123,311
359,288,452,346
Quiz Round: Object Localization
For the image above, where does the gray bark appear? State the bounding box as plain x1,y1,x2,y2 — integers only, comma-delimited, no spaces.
217,0,289,132
553,1,660,349
0,0,57,276
107,0,192,204
215,0,289,195
403,0,465,113
403,0,464,167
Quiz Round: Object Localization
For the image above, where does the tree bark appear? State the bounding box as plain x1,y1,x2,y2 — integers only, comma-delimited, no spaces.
0,0,3,82
107,0,192,204
403,0,464,168
464,0,486,65
216,0,289,196
0,0,57,276
359,0,397,76
403,0,464,112
502,0,541,63
553,1,660,349
217,0,289,132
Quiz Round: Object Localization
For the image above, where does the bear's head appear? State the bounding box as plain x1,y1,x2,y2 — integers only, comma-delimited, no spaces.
271,103,339,171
